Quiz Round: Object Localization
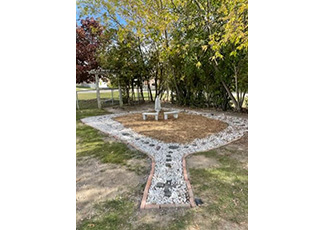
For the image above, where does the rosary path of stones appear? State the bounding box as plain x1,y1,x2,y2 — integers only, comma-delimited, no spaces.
81,108,248,205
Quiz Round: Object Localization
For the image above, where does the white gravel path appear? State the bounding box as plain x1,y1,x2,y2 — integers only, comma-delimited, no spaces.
81,108,248,205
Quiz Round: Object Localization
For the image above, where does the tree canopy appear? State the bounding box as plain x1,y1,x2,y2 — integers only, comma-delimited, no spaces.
76,17,103,83
76,0,248,111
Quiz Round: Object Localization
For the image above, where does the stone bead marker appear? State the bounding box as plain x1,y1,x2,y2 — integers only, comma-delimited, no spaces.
81,109,248,208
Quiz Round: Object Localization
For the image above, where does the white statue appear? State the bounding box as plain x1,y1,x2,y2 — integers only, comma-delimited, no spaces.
142,95,162,121
154,96,161,112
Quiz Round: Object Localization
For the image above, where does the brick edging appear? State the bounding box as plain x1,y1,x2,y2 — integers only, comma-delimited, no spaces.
126,141,193,209
106,135,194,209
81,118,247,210
182,154,196,208
142,134,248,209
140,155,155,209
104,134,156,209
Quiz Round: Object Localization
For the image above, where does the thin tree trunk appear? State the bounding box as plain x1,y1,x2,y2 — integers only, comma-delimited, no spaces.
213,60,239,110
220,78,239,109
154,66,159,97
154,77,158,98
127,86,130,104
131,81,135,103
76,91,80,110
95,74,101,109
111,89,114,105
147,81,153,102
172,68,180,102
118,79,123,107
234,65,241,111
239,91,246,108
140,83,144,102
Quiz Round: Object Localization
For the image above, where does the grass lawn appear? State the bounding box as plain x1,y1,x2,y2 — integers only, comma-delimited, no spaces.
77,91,119,100
188,150,248,227
76,107,248,230
76,86,93,91
76,109,147,165
76,90,167,101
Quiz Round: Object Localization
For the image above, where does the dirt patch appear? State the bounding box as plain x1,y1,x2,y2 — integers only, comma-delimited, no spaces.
218,133,248,169
114,112,228,144
76,156,149,226
130,208,190,229
187,133,248,170
185,134,248,230
78,105,247,229
132,208,246,230
187,155,220,169
217,218,248,230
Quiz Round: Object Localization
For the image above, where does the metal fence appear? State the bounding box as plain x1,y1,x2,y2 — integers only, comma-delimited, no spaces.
76,88,120,110
76,87,171,110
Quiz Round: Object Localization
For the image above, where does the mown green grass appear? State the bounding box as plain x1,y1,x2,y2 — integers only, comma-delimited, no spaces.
189,151,248,225
76,109,192,230
78,195,193,230
77,91,120,100
76,87,172,110
76,107,247,229
76,86,92,91
76,109,146,165
76,91,157,100
77,149,247,229
77,99,120,110
134,212,192,230
77,99,100,110
76,90,168,101
76,108,107,120
78,198,134,230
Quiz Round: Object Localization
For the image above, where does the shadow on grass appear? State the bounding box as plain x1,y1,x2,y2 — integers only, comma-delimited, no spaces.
78,195,192,230
76,108,247,229
78,197,134,230
76,109,146,165
189,153,248,225
77,99,120,110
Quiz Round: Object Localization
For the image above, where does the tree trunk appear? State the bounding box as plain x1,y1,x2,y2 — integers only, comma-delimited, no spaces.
140,83,145,102
126,86,130,104
95,74,101,109
76,91,80,110
239,91,246,108
147,81,153,102
172,68,180,102
111,89,114,105
154,77,157,98
137,86,140,103
154,66,159,98
118,79,123,107
131,81,135,104
213,60,240,111
234,66,242,111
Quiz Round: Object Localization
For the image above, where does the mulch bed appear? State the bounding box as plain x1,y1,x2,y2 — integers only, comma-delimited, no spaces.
114,111,228,144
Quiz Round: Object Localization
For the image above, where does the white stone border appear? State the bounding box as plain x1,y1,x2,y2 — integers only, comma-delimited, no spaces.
81,108,248,205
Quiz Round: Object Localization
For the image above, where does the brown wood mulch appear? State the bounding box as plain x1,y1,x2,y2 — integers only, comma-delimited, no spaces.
114,111,228,144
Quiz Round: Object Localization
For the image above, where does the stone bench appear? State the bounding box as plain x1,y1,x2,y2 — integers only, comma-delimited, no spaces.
142,111,159,121
163,111,180,120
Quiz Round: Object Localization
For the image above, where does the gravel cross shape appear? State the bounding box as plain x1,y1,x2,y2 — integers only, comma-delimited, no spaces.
81,109,248,208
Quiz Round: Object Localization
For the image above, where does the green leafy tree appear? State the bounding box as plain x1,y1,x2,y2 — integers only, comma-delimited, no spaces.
77,0,248,111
